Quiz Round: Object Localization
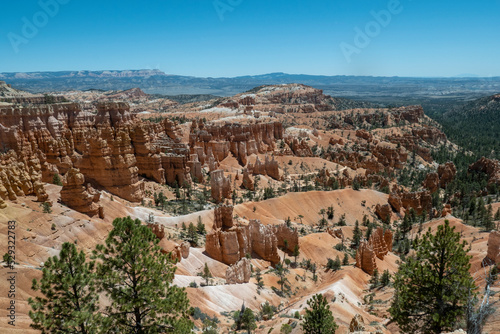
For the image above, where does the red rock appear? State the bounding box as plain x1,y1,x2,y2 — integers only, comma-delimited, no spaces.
273,224,299,252
60,168,104,218
356,227,392,274
423,172,440,193
226,258,251,284
484,231,500,265
469,157,500,186
249,220,280,265
355,241,376,275
375,204,392,222
438,162,456,188
189,120,283,166
240,168,254,191
210,169,231,203
213,204,234,230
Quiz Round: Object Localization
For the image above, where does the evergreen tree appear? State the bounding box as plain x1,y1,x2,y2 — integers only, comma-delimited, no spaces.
293,244,300,264
390,220,475,333
301,294,338,333
202,263,212,285
342,253,349,266
240,307,256,334
93,217,193,333
380,270,391,287
352,220,362,248
52,173,63,186
28,242,100,334
187,222,199,246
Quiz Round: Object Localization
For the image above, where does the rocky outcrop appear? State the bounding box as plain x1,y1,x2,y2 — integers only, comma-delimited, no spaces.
423,172,440,193
349,314,365,332
210,170,231,203
226,258,252,284
60,168,104,218
213,204,234,230
375,204,392,222
438,162,456,188
423,162,457,193
469,157,500,186
240,168,254,190
327,228,345,242
389,191,432,215
205,226,251,265
0,152,48,203
205,205,280,265
159,239,190,262
0,101,193,202
356,228,392,275
249,220,280,265
189,120,283,166
148,223,165,239
273,224,299,252
483,231,500,265
247,155,280,180
355,241,377,275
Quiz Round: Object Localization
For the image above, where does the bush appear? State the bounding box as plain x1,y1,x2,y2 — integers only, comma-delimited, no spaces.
326,256,341,271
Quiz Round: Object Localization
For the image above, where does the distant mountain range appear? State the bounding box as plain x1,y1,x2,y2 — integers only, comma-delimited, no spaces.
2,70,500,102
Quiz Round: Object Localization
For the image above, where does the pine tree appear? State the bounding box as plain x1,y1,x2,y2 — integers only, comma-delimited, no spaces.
301,294,338,333
52,173,63,186
293,244,300,264
390,220,475,333
342,253,349,266
187,222,199,246
93,217,193,333
202,263,212,285
28,242,100,334
352,220,362,248
240,307,257,334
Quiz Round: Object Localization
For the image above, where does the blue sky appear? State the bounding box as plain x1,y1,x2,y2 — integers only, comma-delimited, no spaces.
1,0,499,77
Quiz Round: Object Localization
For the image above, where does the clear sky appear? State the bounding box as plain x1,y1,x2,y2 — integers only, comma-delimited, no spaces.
1,0,499,77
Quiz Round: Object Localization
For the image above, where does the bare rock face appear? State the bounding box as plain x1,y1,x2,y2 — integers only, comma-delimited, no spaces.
438,162,456,188
189,120,283,166
273,224,299,252
369,228,390,260
213,204,234,230
148,223,165,239
423,162,456,193
206,227,250,265
349,314,366,332
423,172,440,193
241,168,254,190
210,170,231,203
0,197,6,209
187,154,203,183
226,258,251,284
159,239,190,262
441,204,452,217
356,227,392,274
355,241,377,275
249,220,280,265
0,101,194,203
355,129,373,142
327,228,345,242
60,168,104,218
206,206,280,265
0,152,48,203
484,231,500,265
469,157,500,186
389,191,432,215
375,204,392,222
247,155,280,180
